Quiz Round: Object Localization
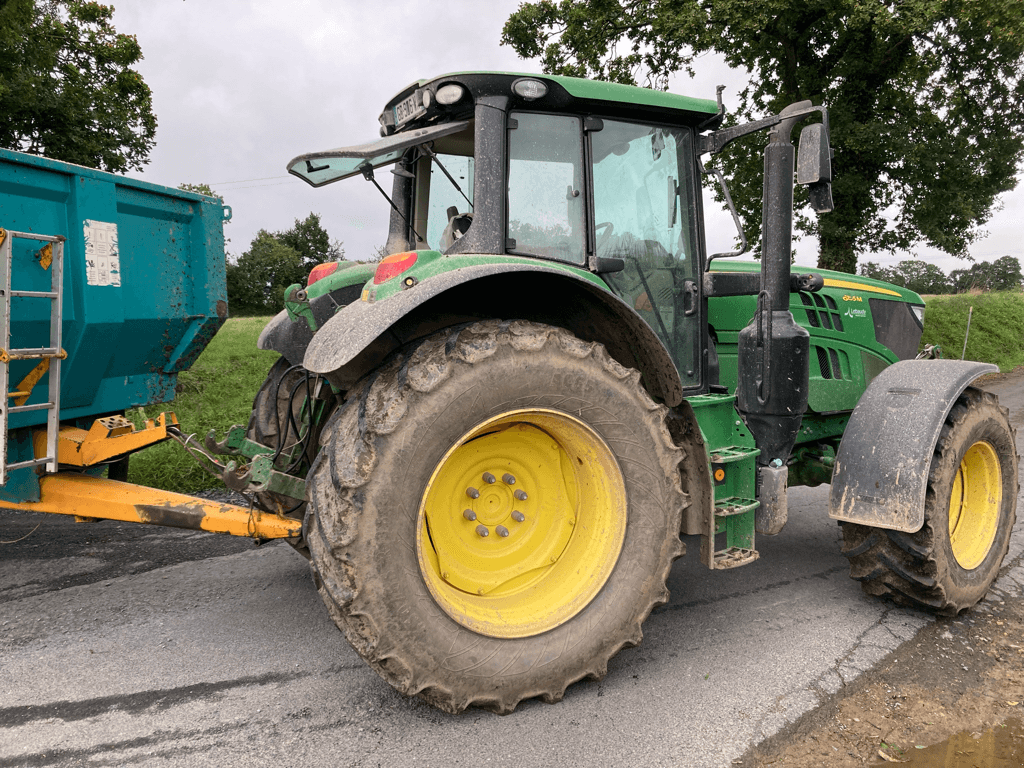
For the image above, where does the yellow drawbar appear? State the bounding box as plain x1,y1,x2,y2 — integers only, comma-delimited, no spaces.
0,474,302,540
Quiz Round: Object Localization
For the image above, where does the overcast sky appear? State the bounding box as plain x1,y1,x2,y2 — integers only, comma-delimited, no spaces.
116,0,1022,275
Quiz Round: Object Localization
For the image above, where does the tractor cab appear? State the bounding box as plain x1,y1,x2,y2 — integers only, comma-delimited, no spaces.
288,72,716,389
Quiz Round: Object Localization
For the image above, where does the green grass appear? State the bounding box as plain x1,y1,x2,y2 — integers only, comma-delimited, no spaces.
127,316,279,492
921,291,1024,372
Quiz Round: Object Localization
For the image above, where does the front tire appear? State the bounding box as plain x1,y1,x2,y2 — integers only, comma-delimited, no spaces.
306,320,692,713
842,387,1017,614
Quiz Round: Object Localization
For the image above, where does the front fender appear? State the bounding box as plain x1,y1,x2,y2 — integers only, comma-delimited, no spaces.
301,262,685,406
829,359,997,532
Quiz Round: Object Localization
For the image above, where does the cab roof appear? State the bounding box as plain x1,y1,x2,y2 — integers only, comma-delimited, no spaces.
379,71,720,135
394,71,719,115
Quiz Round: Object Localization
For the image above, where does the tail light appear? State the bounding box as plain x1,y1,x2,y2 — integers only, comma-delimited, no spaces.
307,261,339,287
373,251,418,284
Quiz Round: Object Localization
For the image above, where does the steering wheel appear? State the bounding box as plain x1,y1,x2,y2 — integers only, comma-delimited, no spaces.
595,221,615,251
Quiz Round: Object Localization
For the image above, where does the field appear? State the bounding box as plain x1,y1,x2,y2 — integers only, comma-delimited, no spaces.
920,290,1024,372
127,316,278,492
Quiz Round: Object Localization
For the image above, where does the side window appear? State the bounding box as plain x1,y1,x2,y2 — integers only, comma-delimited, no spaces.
507,113,586,264
425,154,474,251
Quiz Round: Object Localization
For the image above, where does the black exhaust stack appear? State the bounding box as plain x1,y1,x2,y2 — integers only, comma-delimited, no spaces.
735,101,814,469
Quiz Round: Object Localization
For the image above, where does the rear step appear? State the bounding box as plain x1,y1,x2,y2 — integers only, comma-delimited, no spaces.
702,448,762,570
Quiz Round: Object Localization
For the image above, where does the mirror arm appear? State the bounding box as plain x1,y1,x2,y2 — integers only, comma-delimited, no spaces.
699,159,749,271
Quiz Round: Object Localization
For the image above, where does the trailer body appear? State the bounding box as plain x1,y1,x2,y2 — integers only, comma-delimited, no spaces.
0,148,229,500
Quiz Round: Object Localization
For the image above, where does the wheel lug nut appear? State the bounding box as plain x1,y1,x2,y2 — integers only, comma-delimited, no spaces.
502,473,516,485
475,525,489,537
466,487,480,499
496,525,509,537
511,510,525,523
463,509,477,521
482,472,496,484
514,489,528,501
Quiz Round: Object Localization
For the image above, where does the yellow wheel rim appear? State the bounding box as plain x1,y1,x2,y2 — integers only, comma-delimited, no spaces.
948,440,1002,570
417,409,627,638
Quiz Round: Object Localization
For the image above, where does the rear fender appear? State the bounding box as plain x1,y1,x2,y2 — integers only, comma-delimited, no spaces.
297,262,685,406
257,263,377,366
829,359,998,532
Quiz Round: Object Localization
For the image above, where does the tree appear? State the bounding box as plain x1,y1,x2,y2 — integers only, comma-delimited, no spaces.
502,0,1024,274
226,214,343,315
178,182,223,202
859,261,895,284
227,231,303,316
989,256,1023,292
0,0,156,172
894,259,950,296
948,257,1023,293
277,213,343,274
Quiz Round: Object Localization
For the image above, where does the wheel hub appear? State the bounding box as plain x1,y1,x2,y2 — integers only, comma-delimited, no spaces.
948,440,1001,570
425,423,575,595
418,409,627,638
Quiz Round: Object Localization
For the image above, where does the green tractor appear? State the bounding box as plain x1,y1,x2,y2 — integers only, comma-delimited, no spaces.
231,72,1017,713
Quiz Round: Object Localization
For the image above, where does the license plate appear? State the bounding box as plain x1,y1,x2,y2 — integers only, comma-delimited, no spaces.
393,92,425,127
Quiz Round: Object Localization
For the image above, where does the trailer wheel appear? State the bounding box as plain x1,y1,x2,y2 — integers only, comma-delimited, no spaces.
841,388,1017,615
305,320,691,713
247,357,329,554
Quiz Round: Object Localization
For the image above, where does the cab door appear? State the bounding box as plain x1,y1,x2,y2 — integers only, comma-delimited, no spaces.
589,120,703,389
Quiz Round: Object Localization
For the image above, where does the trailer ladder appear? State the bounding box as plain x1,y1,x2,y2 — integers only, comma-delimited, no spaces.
0,229,65,485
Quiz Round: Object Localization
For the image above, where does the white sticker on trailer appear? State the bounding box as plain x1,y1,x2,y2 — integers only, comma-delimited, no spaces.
83,220,120,287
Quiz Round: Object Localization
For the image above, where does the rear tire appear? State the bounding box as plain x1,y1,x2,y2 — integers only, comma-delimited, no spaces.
306,320,693,713
841,388,1017,614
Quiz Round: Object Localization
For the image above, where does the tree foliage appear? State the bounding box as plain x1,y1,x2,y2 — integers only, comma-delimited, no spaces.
277,212,344,275
0,1,157,172
226,214,344,315
226,231,302,316
860,256,1022,295
178,182,223,202
502,0,1024,274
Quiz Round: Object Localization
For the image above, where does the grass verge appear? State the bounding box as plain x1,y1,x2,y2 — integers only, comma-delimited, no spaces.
922,291,1024,372
127,316,278,493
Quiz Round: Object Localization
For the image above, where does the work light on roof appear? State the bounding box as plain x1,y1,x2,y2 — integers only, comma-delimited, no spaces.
512,78,547,100
436,84,464,105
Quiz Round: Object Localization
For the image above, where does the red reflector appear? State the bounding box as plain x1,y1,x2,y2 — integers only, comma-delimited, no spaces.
307,261,339,287
373,251,418,284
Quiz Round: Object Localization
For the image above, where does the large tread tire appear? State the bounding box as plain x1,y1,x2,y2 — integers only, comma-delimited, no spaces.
305,320,694,713
841,387,1018,615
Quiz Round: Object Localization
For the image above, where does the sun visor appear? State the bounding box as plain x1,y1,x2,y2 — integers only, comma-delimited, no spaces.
287,120,471,188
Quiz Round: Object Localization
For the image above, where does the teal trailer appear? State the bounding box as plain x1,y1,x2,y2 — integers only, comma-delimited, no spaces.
0,148,230,499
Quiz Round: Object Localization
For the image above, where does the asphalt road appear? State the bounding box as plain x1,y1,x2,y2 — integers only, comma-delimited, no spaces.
1,377,1022,768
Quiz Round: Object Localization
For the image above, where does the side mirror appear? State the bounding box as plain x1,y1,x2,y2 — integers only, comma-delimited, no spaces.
797,123,834,214
797,123,831,184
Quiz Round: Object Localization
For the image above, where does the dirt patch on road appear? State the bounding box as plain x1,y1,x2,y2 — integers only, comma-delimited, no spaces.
737,588,1024,766
738,369,1024,766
